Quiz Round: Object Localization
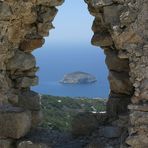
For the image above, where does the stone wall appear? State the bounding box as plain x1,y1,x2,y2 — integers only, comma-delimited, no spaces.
0,0,64,147
86,0,148,147
0,0,147,147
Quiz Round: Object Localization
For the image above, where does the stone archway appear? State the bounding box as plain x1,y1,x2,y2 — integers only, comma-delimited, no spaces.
0,0,147,147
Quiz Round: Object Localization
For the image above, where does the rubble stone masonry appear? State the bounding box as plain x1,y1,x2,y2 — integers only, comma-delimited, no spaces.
0,0,147,147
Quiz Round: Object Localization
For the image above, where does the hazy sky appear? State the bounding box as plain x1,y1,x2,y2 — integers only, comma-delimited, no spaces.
32,0,109,97
47,0,94,44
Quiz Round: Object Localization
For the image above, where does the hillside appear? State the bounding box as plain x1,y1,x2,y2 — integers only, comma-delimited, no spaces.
41,95,106,131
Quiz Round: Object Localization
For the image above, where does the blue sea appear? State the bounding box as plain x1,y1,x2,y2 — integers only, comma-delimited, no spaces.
32,40,110,98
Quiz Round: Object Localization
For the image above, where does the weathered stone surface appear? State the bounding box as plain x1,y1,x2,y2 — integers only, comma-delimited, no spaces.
99,126,122,138
0,105,31,139
16,76,38,88
0,0,65,145
18,91,41,111
88,2,148,143
109,71,133,95
0,139,13,148
86,142,104,148
104,49,129,72
17,141,48,148
91,32,113,47
37,0,64,6
72,112,98,136
129,125,148,136
37,23,54,36
6,51,36,71
95,113,108,125
0,2,12,21
128,104,148,112
0,72,11,90
112,114,129,128
20,39,45,52
87,0,113,7
38,7,57,23
7,22,26,44
107,95,131,117
103,5,121,26
0,0,65,146
8,93,19,105
31,111,43,127
0,0,147,147
130,111,148,126
126,135,148,148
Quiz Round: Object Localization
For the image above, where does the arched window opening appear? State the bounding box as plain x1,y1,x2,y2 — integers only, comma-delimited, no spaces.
32,1,109,132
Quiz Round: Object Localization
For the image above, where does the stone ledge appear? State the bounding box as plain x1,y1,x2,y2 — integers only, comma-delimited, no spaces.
17,140,49,148
126,135,148,148
128,104,148,112
0,139,14,148
0,105,24,113
0,105,31,139
130,111,148,126
18,91,41,111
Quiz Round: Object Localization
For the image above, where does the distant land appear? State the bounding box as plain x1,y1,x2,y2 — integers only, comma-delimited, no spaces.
32,44,109,98
60,71,97,84
41,95,106,131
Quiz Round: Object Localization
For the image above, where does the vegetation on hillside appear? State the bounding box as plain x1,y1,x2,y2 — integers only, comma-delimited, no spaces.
41,95,107,131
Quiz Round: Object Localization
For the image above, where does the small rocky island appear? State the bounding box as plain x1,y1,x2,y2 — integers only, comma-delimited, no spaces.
60,71,97,84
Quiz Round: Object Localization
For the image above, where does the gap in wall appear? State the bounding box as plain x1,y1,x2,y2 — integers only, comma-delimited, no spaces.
31,0,109,131
32,0,109,99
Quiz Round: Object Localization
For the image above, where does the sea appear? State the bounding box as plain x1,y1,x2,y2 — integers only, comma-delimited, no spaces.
32,40,110,98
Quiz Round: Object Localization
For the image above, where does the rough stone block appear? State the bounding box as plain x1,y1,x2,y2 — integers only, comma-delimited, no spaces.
112,114,129,128
20,39,44,52
99,126,122,138
0,2,12,21
0,105,31,139
38,7,57,23
37,23,53,36
130,111,148,126
107,96,131,117
128,104,148,112
126,135,148,148
109,71,133,95
18,91,41,111
104,49,129,72
37,0,64,6
16,76,38,88
91,32,113,47
31,111,43,127
72,112,98,136
6,51,36,71
129,125,148,135
0,139,13,148
86,141,105,148
103,5,120,26
17,141,48,148
89,0,113,7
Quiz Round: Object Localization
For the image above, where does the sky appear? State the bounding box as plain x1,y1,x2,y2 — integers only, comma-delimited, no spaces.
46,0,94,45
32,0,110,97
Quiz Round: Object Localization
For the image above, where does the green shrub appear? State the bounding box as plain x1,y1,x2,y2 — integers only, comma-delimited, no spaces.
41,95,106,131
